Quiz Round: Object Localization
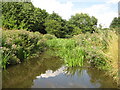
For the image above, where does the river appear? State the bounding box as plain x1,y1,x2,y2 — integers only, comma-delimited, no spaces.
2,50,117,88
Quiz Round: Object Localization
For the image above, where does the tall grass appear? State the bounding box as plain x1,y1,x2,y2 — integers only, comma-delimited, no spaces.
47,39,85,67
46,36,107,68
46,29,117,70
104,30,118,84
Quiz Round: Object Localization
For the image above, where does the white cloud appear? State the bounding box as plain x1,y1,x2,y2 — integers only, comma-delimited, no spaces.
74,4,118,27
107,0,119,4
32,0,118,28
36,67,65,78
32,0,73,19
59,0,110,3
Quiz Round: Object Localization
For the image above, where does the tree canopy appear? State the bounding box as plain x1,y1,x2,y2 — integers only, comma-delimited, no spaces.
2,2,48,34
110,17,120,29
68,13,98,33
2,2,99,37
44,12,67,38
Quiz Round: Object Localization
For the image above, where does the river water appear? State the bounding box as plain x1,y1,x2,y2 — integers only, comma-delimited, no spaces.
2,50,117,88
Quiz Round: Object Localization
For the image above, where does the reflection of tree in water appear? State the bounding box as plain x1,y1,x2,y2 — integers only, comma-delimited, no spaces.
64,66,117,88
64,60,91,77
3,53,64,88
64,67,83,77
86,68,117,88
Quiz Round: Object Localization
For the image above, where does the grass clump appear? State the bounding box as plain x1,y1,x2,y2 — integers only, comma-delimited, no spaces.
104,30,118,84
47,39,85,67
47,37,108,68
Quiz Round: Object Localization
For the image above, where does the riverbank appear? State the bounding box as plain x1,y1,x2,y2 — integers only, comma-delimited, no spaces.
1,29,56,69
2,29,119,87
46,29,118,86
3,49,117,88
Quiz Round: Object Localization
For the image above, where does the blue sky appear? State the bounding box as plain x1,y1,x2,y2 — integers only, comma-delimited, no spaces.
32,0,119,28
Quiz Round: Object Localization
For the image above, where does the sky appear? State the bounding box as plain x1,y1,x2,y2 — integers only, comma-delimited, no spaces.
31,0,119,28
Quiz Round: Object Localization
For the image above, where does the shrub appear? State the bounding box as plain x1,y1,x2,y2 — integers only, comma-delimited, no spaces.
43,34,56,40
2,30,46,69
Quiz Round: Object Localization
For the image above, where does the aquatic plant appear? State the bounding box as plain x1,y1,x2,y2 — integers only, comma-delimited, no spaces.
2,50,10,69
47,39,85,67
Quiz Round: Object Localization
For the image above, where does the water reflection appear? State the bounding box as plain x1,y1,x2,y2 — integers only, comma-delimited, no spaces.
64,67,117,88
36,66,65,79
3,50,118,88
32,66,117,88
2,51,64,88
87,68,117,88
64,67,83,77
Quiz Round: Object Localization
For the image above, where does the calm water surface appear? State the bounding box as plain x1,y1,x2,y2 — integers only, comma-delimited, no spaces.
3,50,117,88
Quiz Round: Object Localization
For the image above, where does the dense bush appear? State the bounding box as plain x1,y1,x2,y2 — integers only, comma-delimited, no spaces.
72,30,115,69
1,30,48,69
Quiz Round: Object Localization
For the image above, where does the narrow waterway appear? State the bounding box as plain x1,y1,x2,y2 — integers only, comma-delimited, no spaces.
3,50,117,88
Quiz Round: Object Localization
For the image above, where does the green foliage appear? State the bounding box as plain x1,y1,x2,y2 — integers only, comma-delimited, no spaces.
110,17,120,34
2,30,47,68
46,30,112,69
68,13,98,33
46,39,85,67
72,30,115,69
65,22,82,37
2,2,48,33
44,12,67,38
2,2,99,37
43,34,57,40
44,12,98,37
110,17,120,28
2,50,10,69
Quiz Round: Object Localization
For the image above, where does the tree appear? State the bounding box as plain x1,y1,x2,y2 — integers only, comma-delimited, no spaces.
26,7,48,33
110,17,120,28
65,22,82,37
68,13,98,33
2,2,48,34
44,12,67,38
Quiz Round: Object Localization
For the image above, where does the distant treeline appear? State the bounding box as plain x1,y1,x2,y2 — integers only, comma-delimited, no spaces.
2,2,119,37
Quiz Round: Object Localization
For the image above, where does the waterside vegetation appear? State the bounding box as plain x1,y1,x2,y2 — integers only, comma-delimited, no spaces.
1,2,119,86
